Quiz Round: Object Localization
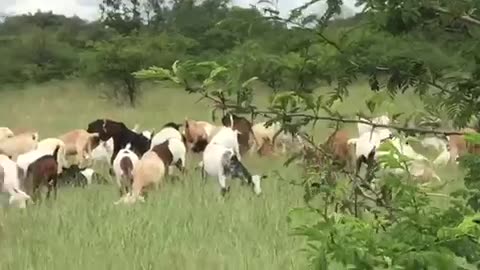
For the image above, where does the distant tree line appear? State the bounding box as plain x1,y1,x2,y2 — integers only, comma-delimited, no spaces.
0,0,474,107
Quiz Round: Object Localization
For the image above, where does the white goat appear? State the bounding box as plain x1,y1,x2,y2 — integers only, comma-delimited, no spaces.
202,143,262,196
90,138,114,164
0,155,31,208
196,125,242,169
349,128,393,163
251,121,303,154
419,136,451,167
113,144,139,196
376,138,441,182
421,136,448,153
357,115,391,136
209,126,242,161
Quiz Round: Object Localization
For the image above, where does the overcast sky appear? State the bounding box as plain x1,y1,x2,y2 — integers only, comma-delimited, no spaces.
0,0,361,21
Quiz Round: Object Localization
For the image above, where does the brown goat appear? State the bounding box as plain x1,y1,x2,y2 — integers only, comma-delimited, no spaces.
448,128,480,163
25,146,60,202
59,129,100,168
323,129,354,172
257,137,275,157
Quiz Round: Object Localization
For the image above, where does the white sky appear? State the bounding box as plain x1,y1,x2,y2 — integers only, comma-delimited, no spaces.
0,0,361,21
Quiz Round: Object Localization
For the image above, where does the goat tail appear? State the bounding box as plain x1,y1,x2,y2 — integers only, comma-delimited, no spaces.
229,113,234,129
120,156,134,183
53,145,61,162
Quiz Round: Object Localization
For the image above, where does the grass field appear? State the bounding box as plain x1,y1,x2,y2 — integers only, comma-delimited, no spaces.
0,80,463,269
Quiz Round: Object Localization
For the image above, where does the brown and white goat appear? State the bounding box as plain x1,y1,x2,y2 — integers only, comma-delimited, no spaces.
117,140,177,204
24,146,60,203
184,118,219,153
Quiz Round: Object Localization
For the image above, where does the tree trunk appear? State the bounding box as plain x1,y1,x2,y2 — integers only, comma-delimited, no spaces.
124,77,137,107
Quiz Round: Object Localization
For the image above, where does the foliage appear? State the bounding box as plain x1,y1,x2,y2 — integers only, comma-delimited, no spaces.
2,0,480,268
85,33,195,106
133,0,480,268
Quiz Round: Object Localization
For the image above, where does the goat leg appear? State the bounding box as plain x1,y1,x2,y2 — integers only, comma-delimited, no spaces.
229,158,252,186
46,181,53,199
218,174,230,196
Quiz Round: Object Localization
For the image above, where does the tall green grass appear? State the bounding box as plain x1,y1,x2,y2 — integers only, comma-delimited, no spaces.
0,80,461,269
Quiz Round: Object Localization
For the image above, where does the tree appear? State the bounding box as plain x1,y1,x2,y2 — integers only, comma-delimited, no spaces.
99,0,144,35
85,35,150,106
134,0,480,268
85,32,196,106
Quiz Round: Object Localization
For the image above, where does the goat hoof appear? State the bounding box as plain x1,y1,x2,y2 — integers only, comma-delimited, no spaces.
220,187,230,196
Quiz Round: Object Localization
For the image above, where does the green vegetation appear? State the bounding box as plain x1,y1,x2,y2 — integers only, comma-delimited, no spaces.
1,0,480,269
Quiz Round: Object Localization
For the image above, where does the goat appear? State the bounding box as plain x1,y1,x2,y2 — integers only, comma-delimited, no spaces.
150,122,185,148
0,131,39,160
113,144,139,197
37,138,67,173
0,155,31,208
183,118,219,153
59,129,100,168
221,113,257,155
24,146,60,202
86,119,151,164
90,138,114,164
202,143,263,196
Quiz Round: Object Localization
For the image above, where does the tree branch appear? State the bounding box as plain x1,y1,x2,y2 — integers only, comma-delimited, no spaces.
432,6,480,27
255,111,468,136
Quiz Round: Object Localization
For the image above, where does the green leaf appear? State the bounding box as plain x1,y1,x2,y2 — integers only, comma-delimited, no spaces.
452,256,477,270
203,66,227,87
172,60,180,76
366,100,376,113
241,76,258,88
464,133,480,145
